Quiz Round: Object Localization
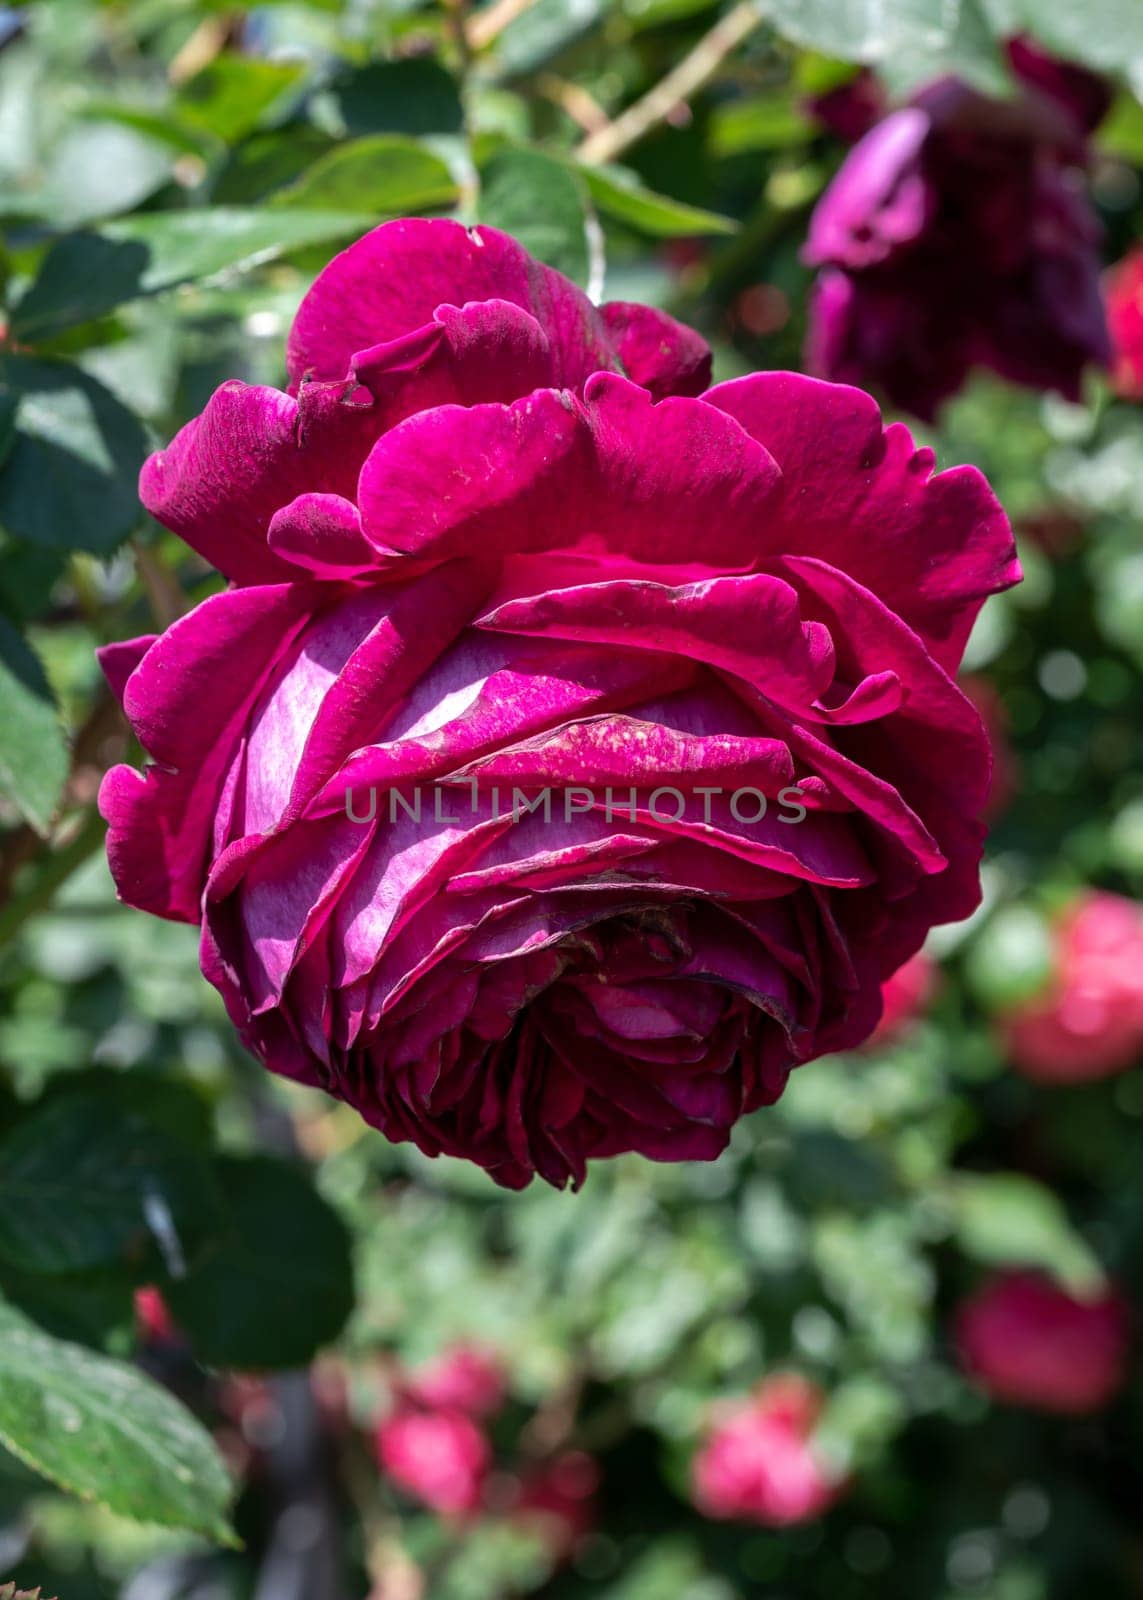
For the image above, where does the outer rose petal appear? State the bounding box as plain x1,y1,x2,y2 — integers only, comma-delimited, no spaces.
287,217,710,399
358,375,781,573
96,634,157,704
705,372,1020,672
100,586,310,922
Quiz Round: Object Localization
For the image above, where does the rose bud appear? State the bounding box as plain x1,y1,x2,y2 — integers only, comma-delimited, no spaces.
691,1374,844,1526
1106,246,1143,401
400,1344,506,1419
100,218,1018,1189
134,1285,177,1345
956,1270,1130,1413
375,1407,491,1517
1002,890,1143,1082
804,41,1111,419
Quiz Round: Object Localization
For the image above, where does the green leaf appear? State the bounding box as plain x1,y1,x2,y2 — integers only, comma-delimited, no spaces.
762,0,1010,95
0,355,147,554
1097,91,1143,163
165,1155,354,1370
984,0,1143,82
578,164,738,236
480,148,591,285
10,212,377,339
175,55,307,145
11,233,154,343
0,1091,223,1278
964,904,1054,1010
492,0,606,74
332,59,464,137
100,207,375,295
35,120,177,227
0,1261,135,1352
950,1173,1104,1292
213,126,336,205
272,136,459,215
0,618,68,837
709,92,813,157
0,1297,234,1541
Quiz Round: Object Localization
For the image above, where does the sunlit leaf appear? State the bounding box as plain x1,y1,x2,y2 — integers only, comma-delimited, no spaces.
0,1297,234,1542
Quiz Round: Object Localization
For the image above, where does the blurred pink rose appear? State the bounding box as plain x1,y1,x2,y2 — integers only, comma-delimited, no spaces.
401,1344,507,1418
511,1451,600,1561
376,1408,490,1516
134,1286,177,1344
1003,891,1143,1082
691,1374,843,1526
956,1270,1130,1413
868,949,938,1045
1106,246,1143,400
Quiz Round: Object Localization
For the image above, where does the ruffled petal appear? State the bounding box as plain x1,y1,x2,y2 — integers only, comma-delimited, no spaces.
704,371,1020,672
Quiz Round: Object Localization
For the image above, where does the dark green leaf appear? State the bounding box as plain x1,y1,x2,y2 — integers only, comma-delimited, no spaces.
579,164,738,236
0,1297,234,1541
166,1155,354,1370
213,125,336,204
0,618,68,837
0,1261,134,1352
41,1069,216,1153
0,356,147,555
481,148,591,285
0,544,67,623
332,59,464,137
272,136,459,214
11,233,153,343
0,1091,224,1277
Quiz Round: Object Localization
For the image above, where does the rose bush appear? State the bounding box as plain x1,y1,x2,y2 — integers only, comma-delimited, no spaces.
956,1271,1130,1414
804,41,1111,419
99,217,1018,1189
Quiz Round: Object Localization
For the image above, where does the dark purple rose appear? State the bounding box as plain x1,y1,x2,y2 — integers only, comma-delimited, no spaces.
804,41,1112,420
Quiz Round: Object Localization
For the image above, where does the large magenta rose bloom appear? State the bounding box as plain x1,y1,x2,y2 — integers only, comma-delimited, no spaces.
99,218,1018,1189
804,41,1111,420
